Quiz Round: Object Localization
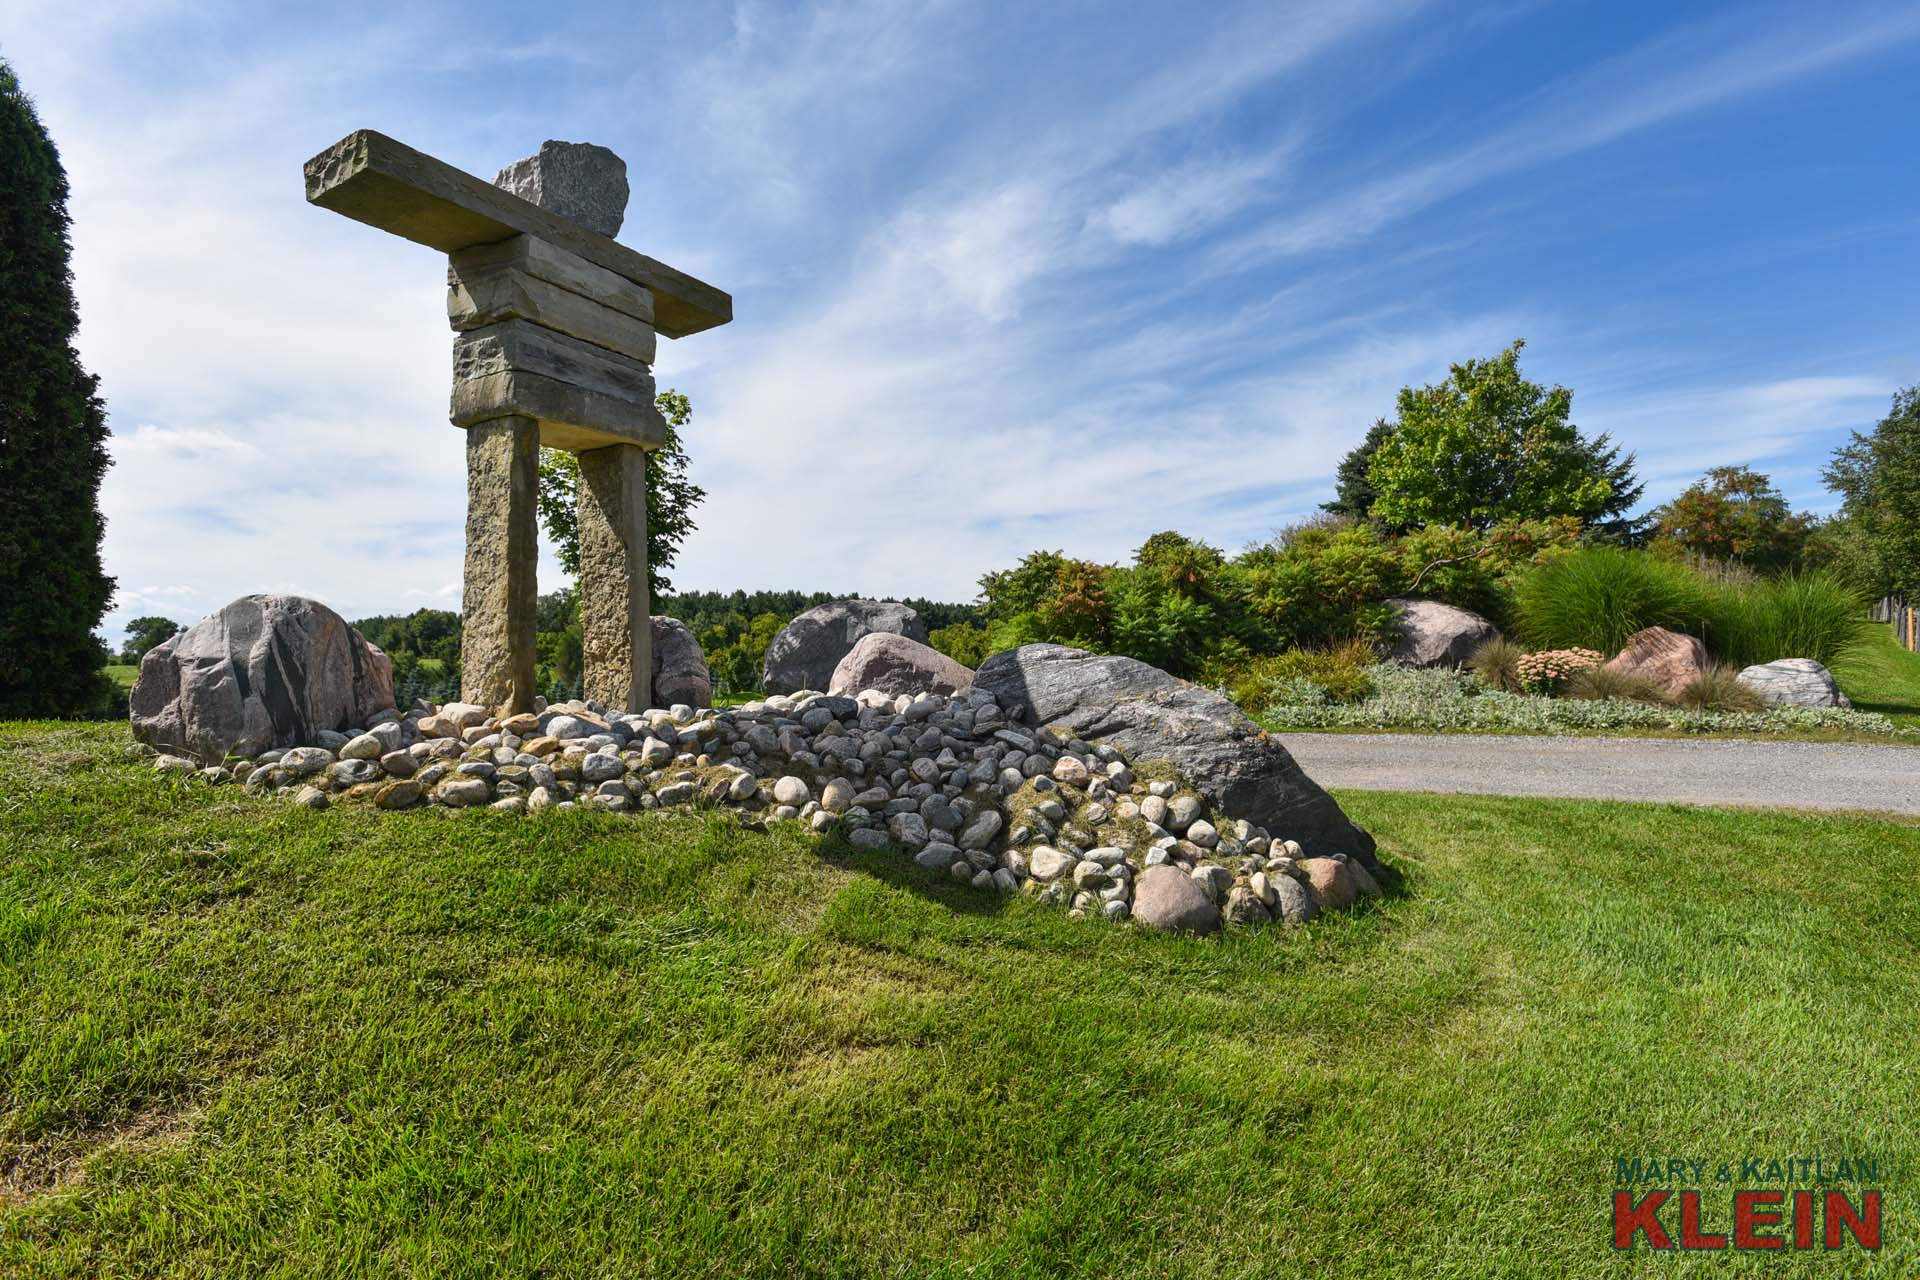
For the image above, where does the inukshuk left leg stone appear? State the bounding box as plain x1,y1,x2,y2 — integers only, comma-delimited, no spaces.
460,416,540,714
577,442,651,711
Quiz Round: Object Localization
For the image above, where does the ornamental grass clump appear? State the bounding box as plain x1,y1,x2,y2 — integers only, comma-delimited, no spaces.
1672,663,1766,713
1513,547,1713,655
1566,664,1665,704
1513,647,1602,695
1702,570,1867,669
1469,636,1528,692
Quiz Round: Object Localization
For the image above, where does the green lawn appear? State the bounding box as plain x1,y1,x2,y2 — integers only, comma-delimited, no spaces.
103,665,136,691
3,722,1916,1277
1833,621,1920,727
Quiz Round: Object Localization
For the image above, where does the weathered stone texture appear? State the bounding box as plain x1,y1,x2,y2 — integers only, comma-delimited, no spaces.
447,262,657,364
494,140,629,238
651,616,711,709
451,319,663,451
1603,626,1708,697
1737,658,1851,708
130,594,393,763
461,417,540,713
1132,864,1223,935
450,237,655,325
578,443,651,712
303,129,729,337
762,600,929,695
972,643,1377,864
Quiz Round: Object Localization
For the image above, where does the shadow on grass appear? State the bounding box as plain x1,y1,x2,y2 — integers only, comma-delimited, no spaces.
801,812,1417,926
803,822,1015,919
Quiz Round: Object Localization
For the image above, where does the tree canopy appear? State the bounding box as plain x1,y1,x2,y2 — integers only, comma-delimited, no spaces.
120,616,181,663
1320,419,1396,524
1648,465,1812,573
1824,385,1920,599
537,389,705,597
1364,341,1633,533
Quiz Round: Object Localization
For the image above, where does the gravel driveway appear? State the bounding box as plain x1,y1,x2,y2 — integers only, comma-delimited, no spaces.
1282,733,1920,815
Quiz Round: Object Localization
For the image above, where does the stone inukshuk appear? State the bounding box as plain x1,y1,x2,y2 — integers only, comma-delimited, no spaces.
303,130,731,714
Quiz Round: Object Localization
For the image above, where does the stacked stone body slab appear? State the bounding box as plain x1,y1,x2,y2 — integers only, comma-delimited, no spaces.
305,129,730,713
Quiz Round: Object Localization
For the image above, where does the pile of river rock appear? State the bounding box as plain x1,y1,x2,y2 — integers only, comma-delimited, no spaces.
139,681,1380,934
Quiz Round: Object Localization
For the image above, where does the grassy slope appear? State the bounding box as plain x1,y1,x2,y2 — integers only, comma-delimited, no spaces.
3,722,1917,1278
103,666,136,691
1832,621,1920,727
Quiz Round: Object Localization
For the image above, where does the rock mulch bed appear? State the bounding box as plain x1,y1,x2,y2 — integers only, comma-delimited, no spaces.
136,685,1381,934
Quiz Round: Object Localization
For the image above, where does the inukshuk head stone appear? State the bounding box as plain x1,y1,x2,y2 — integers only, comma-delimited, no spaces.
494,140,630,238
304,129,730,717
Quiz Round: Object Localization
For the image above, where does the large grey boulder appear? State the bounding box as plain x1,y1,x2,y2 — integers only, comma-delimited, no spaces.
973,644,1376,865
494,140,629,238
131,595,394,763
650,616,711,709
1737,658,1851,708
1386,596,1499,669
828,633,972,698
1131,865,1223,936
762,600,928,695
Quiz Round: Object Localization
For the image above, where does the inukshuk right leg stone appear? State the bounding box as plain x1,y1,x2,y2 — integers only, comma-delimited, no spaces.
577,442,651,711
460,416,539,713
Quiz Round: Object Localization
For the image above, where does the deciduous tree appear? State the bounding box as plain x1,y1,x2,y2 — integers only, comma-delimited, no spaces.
536,390,704,596
1824,386,1920,599
1367,341,1625,532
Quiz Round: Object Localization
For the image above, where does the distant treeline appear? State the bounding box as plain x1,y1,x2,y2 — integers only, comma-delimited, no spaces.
655,590,980,635
354,589,982,703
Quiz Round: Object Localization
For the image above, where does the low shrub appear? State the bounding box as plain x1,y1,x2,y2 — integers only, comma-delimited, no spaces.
1224,639,1377,710
1514,647,1602,695
928,622,994,668
1261,663,1908,738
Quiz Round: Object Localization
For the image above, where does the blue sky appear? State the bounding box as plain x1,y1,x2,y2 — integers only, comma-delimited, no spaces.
5,0,1918,643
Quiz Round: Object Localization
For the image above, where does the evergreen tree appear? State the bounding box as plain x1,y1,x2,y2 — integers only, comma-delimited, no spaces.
1321,419,1397,522
0,60,115,716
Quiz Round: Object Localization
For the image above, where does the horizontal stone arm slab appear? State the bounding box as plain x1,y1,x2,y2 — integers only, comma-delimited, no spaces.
304,129,729,338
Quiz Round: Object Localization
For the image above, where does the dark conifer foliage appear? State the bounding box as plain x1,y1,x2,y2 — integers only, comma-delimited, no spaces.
0,59,115,715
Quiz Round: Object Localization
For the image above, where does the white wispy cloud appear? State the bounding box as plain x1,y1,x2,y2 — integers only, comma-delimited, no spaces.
1213,4,1920,263
3,0,1911,649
